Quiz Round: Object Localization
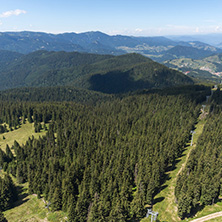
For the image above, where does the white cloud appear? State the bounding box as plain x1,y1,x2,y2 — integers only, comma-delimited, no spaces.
107,24,222,37
135,28,143,33
195,27,200,33
215,26,222,32
0,9,27,18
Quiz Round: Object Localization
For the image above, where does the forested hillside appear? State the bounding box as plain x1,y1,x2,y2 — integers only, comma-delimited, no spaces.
0,85,210,221
0,86,114,105
0,50,193,93
163,45,215,60
0,50,23,66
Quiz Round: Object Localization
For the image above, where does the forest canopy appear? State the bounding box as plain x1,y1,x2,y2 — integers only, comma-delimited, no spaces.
0,85,210,221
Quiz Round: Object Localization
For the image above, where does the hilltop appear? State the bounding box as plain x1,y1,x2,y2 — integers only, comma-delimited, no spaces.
0,50,193,93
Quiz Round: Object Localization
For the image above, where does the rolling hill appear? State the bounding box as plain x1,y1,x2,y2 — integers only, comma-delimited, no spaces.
165,45,216,59
0,50,193,93
164,53,222,83
152,45,219,63
0,50,23,67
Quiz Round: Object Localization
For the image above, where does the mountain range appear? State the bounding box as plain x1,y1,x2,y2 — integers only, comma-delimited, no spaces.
1,30,222,89
0,31,221,58
168,33,222,47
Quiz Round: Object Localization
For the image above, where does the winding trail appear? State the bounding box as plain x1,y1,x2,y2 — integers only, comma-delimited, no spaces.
152,95,210,222
152,89,222,222
152,118,205,222
190,212,222,222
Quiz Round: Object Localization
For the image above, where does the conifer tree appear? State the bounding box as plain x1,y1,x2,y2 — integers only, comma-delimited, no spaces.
0,211,7,222
68,200,76,222
6,145,13,161
51,187,62,211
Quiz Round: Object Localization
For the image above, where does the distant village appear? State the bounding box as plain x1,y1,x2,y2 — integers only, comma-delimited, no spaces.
199,66,222,77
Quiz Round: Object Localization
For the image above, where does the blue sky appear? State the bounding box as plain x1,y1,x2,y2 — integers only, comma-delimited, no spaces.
0,0,222,36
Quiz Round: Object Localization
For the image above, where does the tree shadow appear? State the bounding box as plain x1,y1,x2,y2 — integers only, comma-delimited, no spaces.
158,184,168,192
186,204,205,219
10,185,29,209
153,182,169,198
153,197,165,205
159,171,171,186
188,198,222,219
165,158,184,173
215,198,222,203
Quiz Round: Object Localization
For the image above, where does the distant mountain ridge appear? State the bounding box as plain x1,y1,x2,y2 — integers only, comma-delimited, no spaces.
168,33,222,47
154,45,218,63
0,31,220,57
0,31,173,54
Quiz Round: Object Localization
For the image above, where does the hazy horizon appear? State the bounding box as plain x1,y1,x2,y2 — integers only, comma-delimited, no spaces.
1,0,222,37
2,29,222,38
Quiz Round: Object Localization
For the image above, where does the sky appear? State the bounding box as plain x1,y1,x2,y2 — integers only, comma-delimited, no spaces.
0,0,222,36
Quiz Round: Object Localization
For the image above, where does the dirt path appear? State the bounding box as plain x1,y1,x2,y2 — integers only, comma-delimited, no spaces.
190,212,222,222
153,109,206,221
153,130,202,221
151,92,216,221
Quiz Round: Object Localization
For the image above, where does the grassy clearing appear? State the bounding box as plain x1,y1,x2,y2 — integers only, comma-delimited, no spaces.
4,189,46,222
185,200,222,222
0,123,67,222
4,189,67,222
0,122,47,152
207,217,222,222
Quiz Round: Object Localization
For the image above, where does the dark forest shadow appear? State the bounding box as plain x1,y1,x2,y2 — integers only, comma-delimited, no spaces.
188,198,222,219
153,197,165,205
11,185,29,208
186,204,205,219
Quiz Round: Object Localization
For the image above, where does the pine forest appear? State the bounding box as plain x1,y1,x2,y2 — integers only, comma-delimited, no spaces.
1,84,222,221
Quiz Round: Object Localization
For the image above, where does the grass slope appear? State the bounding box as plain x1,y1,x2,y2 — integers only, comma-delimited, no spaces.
0,122,47,152
141,107,206,222
155,120,205,222
4,184,67,222
208,217,222,221
1,123,67,221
